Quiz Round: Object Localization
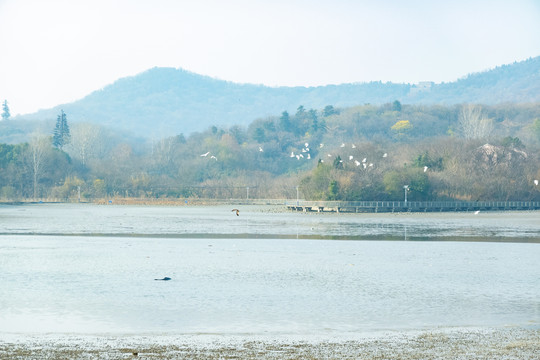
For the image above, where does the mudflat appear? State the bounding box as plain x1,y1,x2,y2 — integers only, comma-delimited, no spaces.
1,328,538,359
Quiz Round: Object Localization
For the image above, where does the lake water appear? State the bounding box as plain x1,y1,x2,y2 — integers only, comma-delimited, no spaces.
0,203,539,336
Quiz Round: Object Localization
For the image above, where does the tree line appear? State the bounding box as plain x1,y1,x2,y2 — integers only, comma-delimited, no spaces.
1,101,540,202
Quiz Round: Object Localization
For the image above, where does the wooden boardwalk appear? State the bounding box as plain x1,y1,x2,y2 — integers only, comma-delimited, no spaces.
286,200,540,213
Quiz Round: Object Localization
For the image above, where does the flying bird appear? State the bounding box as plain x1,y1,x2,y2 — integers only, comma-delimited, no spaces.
340,143,345,148
383,153,388,158
535,180,539,186
352,144,356,148
210,155,217,161
231,209,240,216
200,152,210,157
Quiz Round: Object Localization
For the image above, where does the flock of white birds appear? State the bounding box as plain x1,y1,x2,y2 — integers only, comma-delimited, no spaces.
199,143,540,186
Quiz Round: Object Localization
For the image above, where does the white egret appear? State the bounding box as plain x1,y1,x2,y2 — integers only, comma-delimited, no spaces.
305,142,309,148
320,144,324,148
290,152,295,158
349,155,353,160
535,180,539,186
424,166,428,172
352,144,356,148
200,152,210,157
210,155,217,161
362,158,367,163
383,153,388,158
354,160,361,166
259,146,263,152
307,154,311,159
340,143,345,147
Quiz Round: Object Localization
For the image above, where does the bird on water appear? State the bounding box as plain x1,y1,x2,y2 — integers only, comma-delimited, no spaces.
231,209,240,216
154,277,171,281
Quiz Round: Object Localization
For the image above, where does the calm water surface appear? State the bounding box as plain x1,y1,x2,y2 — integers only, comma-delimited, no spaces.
0,204,539,335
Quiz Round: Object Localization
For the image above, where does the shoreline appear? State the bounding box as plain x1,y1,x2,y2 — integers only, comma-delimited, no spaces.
1,327,538,359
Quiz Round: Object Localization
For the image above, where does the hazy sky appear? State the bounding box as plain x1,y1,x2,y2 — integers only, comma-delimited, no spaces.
1,0,539,115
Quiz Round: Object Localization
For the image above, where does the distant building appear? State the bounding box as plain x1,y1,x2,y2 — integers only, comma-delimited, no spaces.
409,81,434,95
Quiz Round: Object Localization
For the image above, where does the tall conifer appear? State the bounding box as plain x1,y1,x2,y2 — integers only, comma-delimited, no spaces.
53,110,70,149
1,100,10,121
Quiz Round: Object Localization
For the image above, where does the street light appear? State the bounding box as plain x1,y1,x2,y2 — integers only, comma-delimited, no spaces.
403,185,409,205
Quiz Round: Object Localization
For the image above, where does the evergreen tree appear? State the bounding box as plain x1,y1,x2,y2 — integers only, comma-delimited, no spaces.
333,155,343,169
53,110,71,149
1,100,10,121
323,105,338,117
279,111,291,131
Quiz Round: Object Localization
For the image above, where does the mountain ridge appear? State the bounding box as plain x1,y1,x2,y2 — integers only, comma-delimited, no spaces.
15,56,540,138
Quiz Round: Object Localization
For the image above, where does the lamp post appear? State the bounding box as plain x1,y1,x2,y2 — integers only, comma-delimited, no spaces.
403,185,409,205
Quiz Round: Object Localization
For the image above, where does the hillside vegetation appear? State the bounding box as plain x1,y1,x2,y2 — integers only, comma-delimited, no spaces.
2,101,540,203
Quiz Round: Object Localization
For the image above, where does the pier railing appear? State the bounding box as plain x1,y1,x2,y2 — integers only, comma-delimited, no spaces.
285,200,540,213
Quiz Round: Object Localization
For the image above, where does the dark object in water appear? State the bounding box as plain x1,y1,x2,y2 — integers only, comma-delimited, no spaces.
231,208,240,216
154,277,171,281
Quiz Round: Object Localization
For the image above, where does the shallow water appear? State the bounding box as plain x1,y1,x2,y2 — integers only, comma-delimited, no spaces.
0,204,539,335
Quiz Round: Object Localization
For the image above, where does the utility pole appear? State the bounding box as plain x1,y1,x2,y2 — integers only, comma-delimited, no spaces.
403,185,409,205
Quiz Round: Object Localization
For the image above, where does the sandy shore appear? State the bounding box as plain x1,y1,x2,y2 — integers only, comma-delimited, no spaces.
1,328,538,359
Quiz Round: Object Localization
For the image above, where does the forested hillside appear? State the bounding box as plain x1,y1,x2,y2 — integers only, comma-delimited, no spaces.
2,102,540,203
12,56,540,138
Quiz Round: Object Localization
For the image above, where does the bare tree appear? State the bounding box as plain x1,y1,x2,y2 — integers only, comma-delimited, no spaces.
458,104,494,140
28,132,51,199
151,136,176,170
66,123,103,165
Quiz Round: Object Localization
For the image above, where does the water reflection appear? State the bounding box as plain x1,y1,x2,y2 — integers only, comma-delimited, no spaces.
1,204,538,242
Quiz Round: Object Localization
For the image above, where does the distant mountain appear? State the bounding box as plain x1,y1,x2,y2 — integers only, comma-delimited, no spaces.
16,56,540,138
